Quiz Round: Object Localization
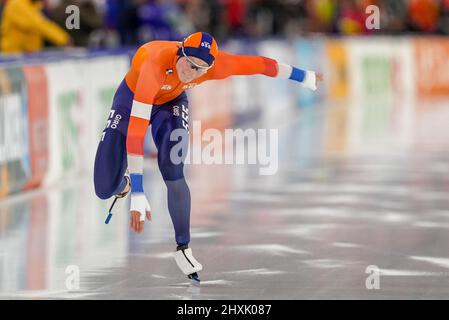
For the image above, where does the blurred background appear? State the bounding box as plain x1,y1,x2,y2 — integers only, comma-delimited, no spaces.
1,0,449,299
1,0,449,51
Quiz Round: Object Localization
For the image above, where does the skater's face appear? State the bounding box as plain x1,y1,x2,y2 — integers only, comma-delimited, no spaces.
176,56,210,83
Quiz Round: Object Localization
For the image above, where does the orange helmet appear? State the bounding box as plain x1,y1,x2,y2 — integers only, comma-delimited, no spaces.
177,32,218,66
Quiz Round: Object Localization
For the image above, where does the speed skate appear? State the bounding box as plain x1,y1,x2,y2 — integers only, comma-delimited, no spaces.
174,246,203,285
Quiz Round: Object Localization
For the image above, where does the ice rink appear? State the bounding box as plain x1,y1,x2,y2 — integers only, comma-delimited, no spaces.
1,94,449,300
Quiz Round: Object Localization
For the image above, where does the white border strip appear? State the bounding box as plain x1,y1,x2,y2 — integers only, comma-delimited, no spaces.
277,63,293,79
131,100,152,120
127,154,144,174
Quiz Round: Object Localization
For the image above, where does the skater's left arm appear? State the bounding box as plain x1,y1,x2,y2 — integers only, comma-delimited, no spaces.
126,59,162,224
206,51,322,90
126,60,160,180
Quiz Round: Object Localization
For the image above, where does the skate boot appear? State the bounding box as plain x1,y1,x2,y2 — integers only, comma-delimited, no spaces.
174,245,203,285
105,173,130,224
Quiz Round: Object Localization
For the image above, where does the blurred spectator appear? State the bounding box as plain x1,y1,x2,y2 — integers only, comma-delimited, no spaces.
408,0,440,33
3,0,449,54
104,0,187,46
337,0,367,35
440,0,449,34
0,1,4,18
376,0,408,34
49,0,103,47
100,0,139,46
66,0,449,45
224,0,247,35
0,0,70,54
303,0,337,34
136,0,183,42
244,0,285,38
179,0,209,37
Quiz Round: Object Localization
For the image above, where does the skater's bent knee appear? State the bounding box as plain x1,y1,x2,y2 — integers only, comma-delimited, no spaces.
95,187,113,200
94,180,115,200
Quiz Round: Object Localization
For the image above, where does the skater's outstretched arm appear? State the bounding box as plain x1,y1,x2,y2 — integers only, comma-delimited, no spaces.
126,58,162,232
205,51,322,90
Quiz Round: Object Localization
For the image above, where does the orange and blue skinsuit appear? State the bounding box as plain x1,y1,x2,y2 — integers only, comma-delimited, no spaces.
94,37,317,245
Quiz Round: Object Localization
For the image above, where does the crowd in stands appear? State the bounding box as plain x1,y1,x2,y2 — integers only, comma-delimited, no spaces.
1,0,448,54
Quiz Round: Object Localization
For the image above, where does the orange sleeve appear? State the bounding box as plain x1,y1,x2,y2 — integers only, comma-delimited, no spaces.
206,51,279,80
126,58,162,157
133,58,162,104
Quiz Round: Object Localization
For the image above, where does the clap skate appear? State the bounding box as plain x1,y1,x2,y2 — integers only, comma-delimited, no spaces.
105,174,130,224
174,245,203,285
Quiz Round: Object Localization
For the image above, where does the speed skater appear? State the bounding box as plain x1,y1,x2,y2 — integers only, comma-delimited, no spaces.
93,31,322,283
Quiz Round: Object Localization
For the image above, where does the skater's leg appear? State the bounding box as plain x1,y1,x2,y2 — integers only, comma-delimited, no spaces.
94,110,129,199
151,94,202,281
164,176,191,245
94,108,129,199
151,94,191,247
94,80,134,200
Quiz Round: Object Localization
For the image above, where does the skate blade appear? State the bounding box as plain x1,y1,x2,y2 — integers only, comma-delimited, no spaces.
188,273,201,286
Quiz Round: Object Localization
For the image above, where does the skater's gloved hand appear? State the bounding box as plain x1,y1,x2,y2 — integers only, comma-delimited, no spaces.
297,70,320,91
130,193,152,233
278,63,322,91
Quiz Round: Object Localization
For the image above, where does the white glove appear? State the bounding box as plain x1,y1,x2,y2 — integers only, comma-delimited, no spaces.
130,193,151,222
299,70,317,91
276,63,318,91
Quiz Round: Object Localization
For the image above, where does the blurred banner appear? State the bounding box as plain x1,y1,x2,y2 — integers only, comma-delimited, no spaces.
415,38,449,97
1,36,449,198
23,65,49,190
0,66,29,197
0,52,129,198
